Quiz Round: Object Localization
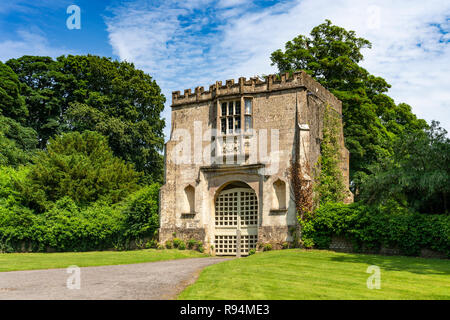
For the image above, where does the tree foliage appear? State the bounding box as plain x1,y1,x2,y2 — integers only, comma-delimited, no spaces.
271,20,427,192
0,165,160,252
0,61,27,122
122,183,160,239
359,121,450,214
0,116,37,166
21,131,142,212
6,55,166,181
0,54,166,252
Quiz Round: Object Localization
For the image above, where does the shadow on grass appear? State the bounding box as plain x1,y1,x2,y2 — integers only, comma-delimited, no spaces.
329,252,450,275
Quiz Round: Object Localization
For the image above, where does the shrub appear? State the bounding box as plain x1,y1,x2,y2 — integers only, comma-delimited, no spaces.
165,240,173,249
172,238,182,248
263,243,272,251
248,249,256,255
187,239,197,249
282,242,289,249
122,184,160,240
300,202,450,257
135,238,145,249
194,240,204,252
178,241,186,250
145,239,157,249
0,172,162,253
21,131,141,212
0,195,127,252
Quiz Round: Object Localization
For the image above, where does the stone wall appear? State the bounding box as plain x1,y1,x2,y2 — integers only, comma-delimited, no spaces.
159,227,206,244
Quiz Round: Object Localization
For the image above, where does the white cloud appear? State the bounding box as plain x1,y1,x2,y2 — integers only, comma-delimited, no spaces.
105,0,450,140
0,29,72,62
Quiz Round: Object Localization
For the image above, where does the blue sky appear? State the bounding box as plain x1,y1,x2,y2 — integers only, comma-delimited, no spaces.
1,0,449,140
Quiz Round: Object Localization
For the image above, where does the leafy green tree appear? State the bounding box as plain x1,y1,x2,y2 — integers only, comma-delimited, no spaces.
5,56,64,147
360,121,449,214
6,55,166,181
0,61,28,122
0,61,36,166
21,131,142,212
0,116,37,166
270,20,427,192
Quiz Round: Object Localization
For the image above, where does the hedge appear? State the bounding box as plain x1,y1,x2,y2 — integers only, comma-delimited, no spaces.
300,202,450,257
0,183,160,253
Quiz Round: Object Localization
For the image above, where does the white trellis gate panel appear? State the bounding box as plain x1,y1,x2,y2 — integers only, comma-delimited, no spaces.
214,188,258,255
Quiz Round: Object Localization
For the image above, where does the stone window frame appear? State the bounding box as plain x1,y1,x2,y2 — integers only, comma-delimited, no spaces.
217,96,253,137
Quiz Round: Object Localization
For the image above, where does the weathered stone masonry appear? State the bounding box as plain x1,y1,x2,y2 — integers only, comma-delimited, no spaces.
159,71,351,255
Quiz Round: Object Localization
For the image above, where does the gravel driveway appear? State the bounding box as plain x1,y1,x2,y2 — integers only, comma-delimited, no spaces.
0,257,230,300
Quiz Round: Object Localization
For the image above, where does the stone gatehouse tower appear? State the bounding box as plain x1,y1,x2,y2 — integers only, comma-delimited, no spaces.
159,71,351,256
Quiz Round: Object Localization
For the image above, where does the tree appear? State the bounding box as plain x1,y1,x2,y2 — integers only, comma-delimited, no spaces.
360,121,449,214
6,55,166,182
5,56,65,147
0,116,37,166
21,131,142,212
0,61,28,123
270,20,427,192
0,62,37,166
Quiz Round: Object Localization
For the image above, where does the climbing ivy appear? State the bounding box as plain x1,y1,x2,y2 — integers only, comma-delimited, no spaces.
314,104,347,205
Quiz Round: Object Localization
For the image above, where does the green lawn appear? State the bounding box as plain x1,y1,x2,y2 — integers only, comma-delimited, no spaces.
0,249,207,272
179,249,450,300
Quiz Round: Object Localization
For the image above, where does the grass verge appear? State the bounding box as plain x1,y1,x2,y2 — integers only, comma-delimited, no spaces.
178,249,450,300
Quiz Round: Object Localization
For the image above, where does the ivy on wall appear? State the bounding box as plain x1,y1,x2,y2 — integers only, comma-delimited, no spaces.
314,104,348,205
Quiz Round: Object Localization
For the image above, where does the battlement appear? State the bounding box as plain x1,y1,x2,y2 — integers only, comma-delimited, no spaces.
171,70,341,113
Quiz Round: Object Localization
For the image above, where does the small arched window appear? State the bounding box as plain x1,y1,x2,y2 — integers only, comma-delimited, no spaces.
183,185,195,213
272,179,286,210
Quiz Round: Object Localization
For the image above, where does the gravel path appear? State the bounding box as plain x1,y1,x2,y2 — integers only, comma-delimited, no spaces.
0,257,230,300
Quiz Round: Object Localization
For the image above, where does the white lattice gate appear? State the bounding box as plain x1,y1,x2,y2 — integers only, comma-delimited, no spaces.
214,188,258,256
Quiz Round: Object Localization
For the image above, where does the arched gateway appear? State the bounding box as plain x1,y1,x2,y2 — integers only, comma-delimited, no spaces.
214,182,258,256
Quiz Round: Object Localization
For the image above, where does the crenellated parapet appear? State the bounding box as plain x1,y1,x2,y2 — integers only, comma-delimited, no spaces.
171,70,342,113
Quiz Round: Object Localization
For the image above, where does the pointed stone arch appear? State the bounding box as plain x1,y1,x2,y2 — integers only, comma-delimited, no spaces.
183,184,195,213
272,178,286,210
